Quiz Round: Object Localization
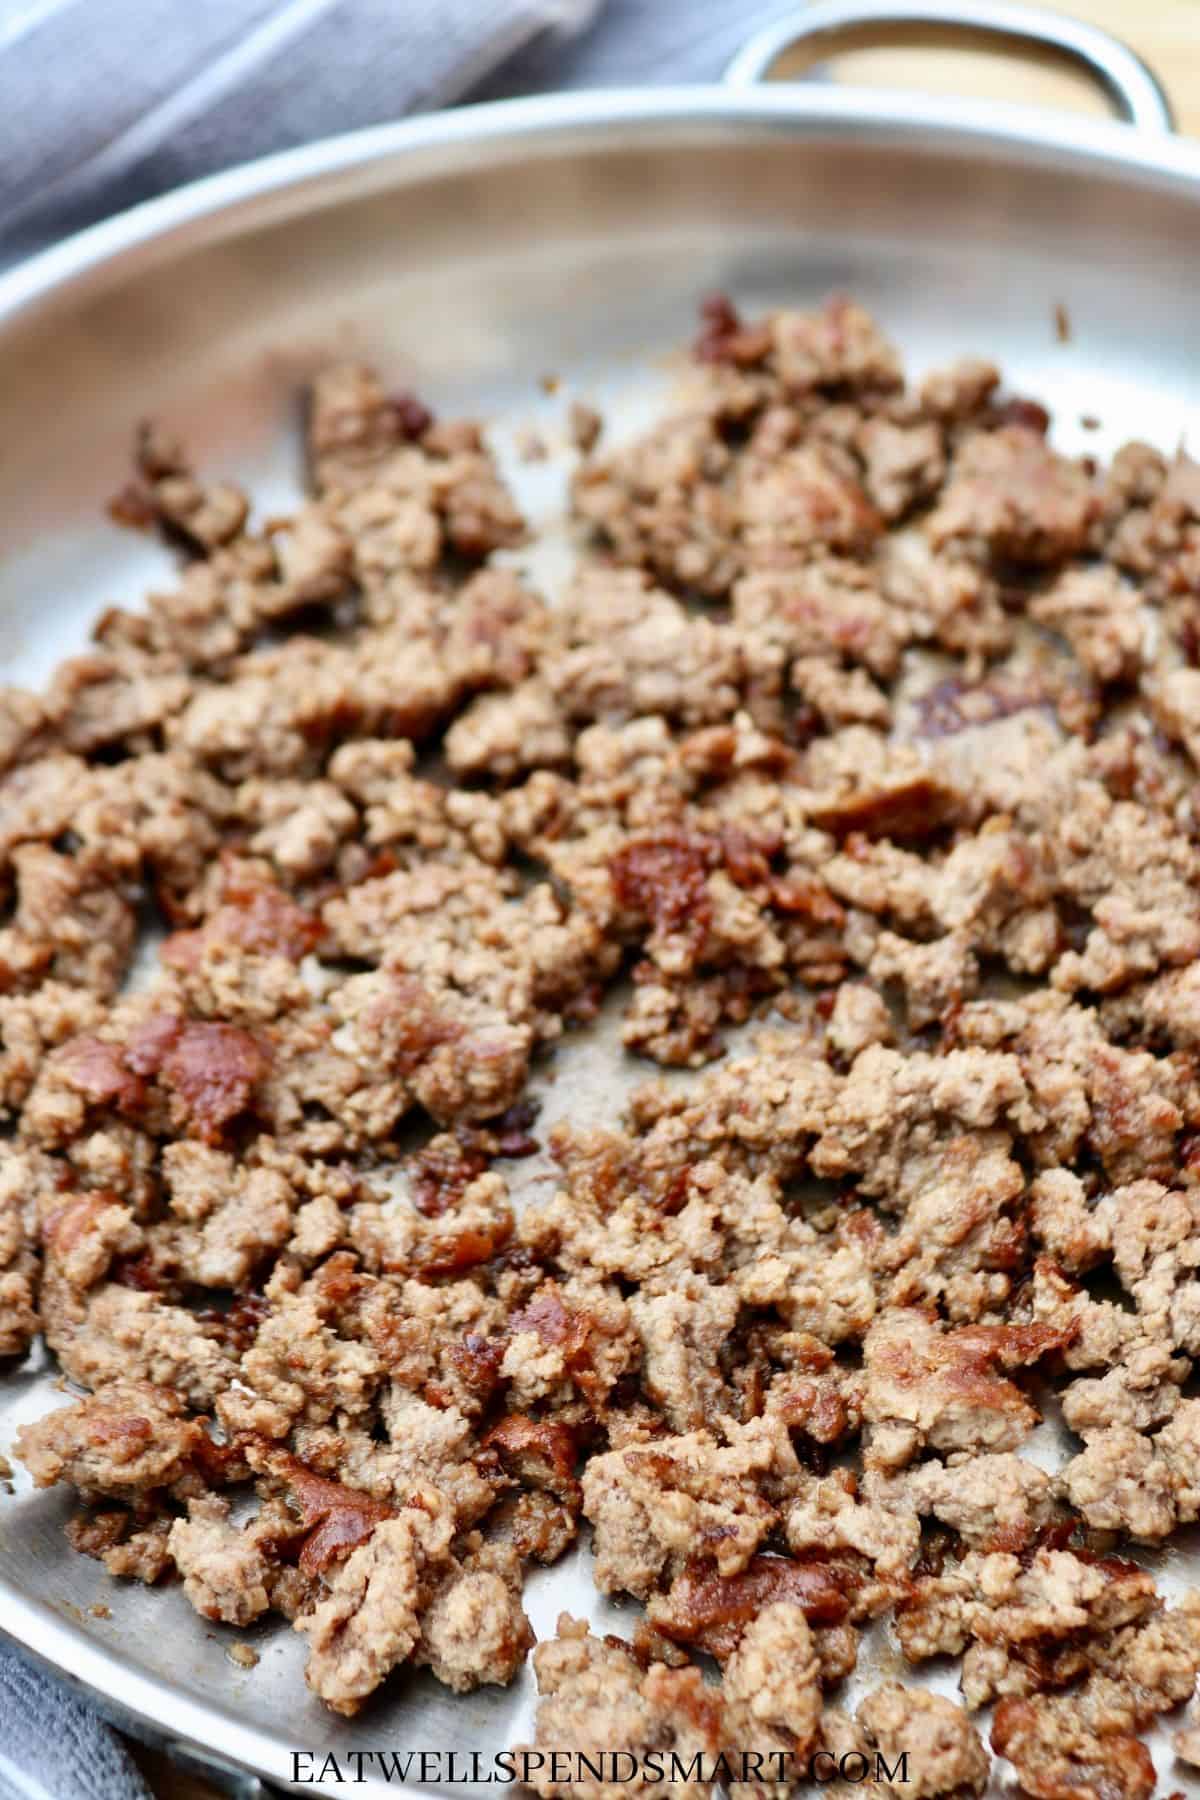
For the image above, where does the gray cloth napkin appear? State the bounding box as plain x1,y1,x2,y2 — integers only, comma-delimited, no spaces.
0,1645,153,1800
0,0,818,1794
0,0,601,255
0,0,822,258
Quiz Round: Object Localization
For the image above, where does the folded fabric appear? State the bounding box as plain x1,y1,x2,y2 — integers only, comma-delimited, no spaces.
0,1645,152,1800
0,0,601,256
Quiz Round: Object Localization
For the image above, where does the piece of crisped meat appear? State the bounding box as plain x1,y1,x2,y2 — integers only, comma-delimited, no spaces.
295,1485,455,1715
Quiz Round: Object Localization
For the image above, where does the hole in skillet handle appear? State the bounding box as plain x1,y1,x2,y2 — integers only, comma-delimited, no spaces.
722,0,1176,134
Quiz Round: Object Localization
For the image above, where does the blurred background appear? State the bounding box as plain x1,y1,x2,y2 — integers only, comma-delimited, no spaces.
1,0,1197,267
748,0,1197,127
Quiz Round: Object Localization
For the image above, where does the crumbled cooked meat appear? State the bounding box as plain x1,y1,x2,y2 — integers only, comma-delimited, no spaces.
568,401,603,454
991,1694,1155,1800
791,655,892,730
867,1129,1027,1321
858,417,945,521
445,682,570,778
722,1601,822,1759
645,1551,862,1658
547,569,745,727
1099,1178,1200,1350
168,1498,277,1625
1095,1592,1200,1721
784,1465,918,1580
734,560,911,685
60,1288,237,1409
416,1541,533,1691
826,980,894,1060
308,363,524,564
800,728,960,840
738,444,882,567
858,1684,989,1797
0,1150,39,1355
898,1452,1056,1551
160,1141,294,1287
1050,787,1200,994
898,1545,1157,1697
91,1514,176,1585
921,358,993,417
1059,1425,1178,1541
16,1381,204,1496
628,1277,738,1430
523,1615,724,1800
217,1291,380,1437
1149,664,1200,768
581,1417,798,1599
2,843,136,995
248,1445,396,1574
8,301,1200,1756
1060,1339,1186,1435
929,425,1095,565
1029,1168,1111,1272
1029,566,1146,685
1176,1715,1200,1768
810,1043,1032,1207
861,1308,1070,1467
45,653,192,756
133,424,251,552
769,299,902,392
0,685,48,770
295,1486,455,1714
869,928,979,1028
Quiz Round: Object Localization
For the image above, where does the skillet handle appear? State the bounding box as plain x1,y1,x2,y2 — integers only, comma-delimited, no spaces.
723,0,1175,134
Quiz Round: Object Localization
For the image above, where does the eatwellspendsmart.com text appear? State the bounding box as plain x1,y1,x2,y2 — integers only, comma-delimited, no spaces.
289,1747,911,1785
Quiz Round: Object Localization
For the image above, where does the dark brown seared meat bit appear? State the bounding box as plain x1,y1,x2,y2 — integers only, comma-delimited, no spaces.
263,1451,394,1575
807,774,958,841
446,1332,506,1404
648,1553,859,1657
163,881,323,968
481,1416,580,1501
610,826,785,948
693,294,771,367
159,1022,268,1140
55,1036,145,1114
418,1215,513,1276
610,835,714,940
409,1135,491,1217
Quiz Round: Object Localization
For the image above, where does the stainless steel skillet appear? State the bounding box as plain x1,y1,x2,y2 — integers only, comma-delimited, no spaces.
1,5,1199,1793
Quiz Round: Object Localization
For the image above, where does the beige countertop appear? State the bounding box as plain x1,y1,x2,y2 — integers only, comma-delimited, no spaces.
773,0,1199,132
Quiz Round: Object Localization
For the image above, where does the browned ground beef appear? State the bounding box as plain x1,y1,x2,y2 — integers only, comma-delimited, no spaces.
6,300,1200,1790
